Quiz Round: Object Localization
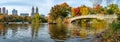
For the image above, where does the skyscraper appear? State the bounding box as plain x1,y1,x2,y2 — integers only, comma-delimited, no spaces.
2,7,6,14
12,9,18,15
31,6,39,16
0,8,1,13
6,10,8,15
31,6,35,16
36,7,39,14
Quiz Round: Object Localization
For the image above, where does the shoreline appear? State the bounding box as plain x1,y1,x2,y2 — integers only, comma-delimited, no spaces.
0,22,48,24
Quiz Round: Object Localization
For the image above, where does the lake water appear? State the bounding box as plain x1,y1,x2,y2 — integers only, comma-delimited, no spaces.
0,22,108,42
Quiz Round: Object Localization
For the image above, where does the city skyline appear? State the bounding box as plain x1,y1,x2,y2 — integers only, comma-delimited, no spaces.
0,0,120,16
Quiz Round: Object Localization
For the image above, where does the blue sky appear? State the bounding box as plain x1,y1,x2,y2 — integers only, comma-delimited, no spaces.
0,0,119,16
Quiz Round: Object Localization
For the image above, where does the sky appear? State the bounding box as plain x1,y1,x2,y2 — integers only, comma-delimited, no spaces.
0,0,119,16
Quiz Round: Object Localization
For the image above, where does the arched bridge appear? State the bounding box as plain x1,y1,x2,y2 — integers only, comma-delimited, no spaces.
69,14,118,23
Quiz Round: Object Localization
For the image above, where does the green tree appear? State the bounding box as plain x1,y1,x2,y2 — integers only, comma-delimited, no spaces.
110,22,120,33
107,4,119,14
32,14,41,24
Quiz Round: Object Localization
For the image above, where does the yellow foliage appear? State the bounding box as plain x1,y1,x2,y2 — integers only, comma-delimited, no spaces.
56,17,62,23
71,8,75,17
80,6,89,15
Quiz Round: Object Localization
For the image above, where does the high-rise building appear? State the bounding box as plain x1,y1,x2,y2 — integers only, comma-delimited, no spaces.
36,7,39,14
31,6,35,16
2,7,6,14
0,8,1,13
12,9,18,15
31,6,39,16
6,10,8,15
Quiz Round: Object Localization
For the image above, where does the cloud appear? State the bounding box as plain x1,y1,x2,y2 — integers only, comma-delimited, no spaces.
0,0,119,16
0,2,32,6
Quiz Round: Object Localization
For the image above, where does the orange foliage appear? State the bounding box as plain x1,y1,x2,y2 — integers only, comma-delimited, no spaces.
94,4,103,14
0,15,3,19
71,7,81,17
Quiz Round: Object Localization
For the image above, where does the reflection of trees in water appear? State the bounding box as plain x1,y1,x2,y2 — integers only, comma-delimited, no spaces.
8,24,29,37
31,24,40,39
0,24,30,39
72,19,108,31
70,19,108,39
9,24,18,37
0,24,8,39
0,23,41,39
70,27,88,39
48,24,68,40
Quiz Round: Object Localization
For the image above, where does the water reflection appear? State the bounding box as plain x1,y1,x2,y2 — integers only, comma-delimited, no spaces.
31,24,40,39
0,24,8,39
0,21,108,42
48,24,68,40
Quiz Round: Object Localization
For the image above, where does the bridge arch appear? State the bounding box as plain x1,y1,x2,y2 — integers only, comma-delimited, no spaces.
69,15,117,23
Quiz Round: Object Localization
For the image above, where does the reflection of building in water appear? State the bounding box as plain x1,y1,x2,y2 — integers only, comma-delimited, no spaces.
31,24,40,39
9,24,19,37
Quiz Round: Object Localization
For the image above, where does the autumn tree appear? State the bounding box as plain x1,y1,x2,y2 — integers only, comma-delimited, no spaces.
93,4,105,14
80,5,89,15
71,8,75,17
49,2,71,23
71,7,81,17
0,14,4,22
71,5,89,16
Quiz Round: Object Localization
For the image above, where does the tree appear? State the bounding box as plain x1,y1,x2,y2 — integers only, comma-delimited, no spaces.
32,14,41,24
89,8,96,14
0,14,4,22
80,5,89,15
71,8,75,17
71,7,81,17
107,4,119,14
107,9,114,14
95,4,103,14
110,22,120,33
49,2,71,23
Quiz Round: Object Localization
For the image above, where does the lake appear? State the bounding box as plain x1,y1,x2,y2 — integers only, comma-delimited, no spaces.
0,21,108,42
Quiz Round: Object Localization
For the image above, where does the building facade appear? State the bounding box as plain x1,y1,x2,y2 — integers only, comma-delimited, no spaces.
0,8,1,13
6,10,8,15
20,13,29,16
12,9,18,15
36,7,39,14
31,6,35,16
31,6,39,16
2,7,6,14
0,7,8,15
